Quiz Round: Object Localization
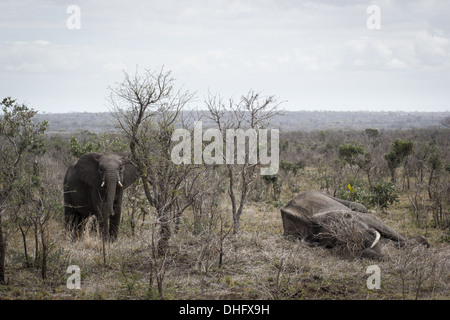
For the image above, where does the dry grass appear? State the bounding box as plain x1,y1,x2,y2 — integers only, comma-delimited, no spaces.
0,197,449,300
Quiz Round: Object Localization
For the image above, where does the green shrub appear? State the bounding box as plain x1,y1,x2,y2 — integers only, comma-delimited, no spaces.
337,179,398,210
69,136,101,157
280,160,306,175
369,181,398,209
339,143,365,165
262,173,281,200
337,180,370,206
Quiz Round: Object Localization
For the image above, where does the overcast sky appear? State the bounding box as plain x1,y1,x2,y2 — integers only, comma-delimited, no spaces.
1,0,449,113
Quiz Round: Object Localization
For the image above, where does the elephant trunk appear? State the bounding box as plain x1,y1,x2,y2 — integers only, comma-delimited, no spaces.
104,172,118,217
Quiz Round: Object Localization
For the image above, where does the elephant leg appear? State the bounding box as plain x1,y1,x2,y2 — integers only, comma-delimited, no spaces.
97,214,109,241
322,193,368,213
76,215,87,239
64,207,74,233
65,210,86,240
109,211,121,241
404,235,430,248
64,192,78,238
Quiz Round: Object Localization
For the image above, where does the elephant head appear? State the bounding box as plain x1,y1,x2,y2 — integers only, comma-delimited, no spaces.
73,152,139,236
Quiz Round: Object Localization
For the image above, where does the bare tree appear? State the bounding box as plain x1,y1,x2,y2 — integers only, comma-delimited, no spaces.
27,158,62,280
205,91,283,234
109,67,199,255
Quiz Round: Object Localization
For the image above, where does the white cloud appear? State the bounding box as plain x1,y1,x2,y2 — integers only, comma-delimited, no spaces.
0,40,130,75
290,48,340,71
178,49,232,74
414,30,450,65
345,37,413,70
5,62,48,73
1,41,81,73
101,62,127,72
386,58,408,69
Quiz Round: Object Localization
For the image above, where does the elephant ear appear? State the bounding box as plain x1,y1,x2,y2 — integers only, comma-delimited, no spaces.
121,160,140,189
75,153,103,187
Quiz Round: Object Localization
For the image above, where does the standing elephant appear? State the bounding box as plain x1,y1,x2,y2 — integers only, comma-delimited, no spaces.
64,153,139,240
280,191,429,259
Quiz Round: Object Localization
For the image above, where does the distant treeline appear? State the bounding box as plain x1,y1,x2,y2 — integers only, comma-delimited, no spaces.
35,110,449,134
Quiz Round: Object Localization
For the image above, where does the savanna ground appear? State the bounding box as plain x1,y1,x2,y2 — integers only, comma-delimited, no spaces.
1,166,449,300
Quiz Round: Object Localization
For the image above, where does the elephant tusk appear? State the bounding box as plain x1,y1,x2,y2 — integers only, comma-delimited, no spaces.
101,181,105,187
118,180,123,187
370,230,381,249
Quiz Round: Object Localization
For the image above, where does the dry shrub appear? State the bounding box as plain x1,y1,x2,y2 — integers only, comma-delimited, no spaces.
385,244,449,299
319,214,368,257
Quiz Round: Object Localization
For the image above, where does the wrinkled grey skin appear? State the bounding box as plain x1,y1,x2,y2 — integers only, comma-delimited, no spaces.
280,191,429,259
64,153,139,240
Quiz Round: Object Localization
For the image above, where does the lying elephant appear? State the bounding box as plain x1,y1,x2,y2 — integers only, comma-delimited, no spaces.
280,191,429,259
